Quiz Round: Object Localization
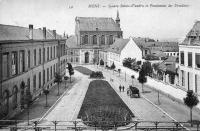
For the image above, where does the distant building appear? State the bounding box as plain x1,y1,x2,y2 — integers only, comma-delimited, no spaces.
0,24,66,119
179,21,200,94
66,11,123,64
134,40,179,59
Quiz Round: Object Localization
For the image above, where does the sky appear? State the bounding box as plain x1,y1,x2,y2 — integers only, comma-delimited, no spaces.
0,0,200,41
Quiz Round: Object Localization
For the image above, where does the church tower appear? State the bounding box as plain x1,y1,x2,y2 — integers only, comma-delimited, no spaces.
116,10,120,27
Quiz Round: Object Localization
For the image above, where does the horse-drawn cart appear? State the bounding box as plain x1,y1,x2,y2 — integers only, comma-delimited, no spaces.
127,86,140,98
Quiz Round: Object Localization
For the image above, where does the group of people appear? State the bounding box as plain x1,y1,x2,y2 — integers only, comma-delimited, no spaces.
119,85,125,92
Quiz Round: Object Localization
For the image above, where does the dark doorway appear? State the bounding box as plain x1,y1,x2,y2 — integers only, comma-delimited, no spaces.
3,90,9,116
20,81,25,109
85,52,89,63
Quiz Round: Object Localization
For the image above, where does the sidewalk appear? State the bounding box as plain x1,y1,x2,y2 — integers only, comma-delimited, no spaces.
37,71,91,130
12,73,78,125
118,66,200,110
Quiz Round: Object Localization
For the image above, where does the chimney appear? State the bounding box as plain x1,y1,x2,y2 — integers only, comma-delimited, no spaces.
29,24,33,40
43,27,46,40
53,30,56,39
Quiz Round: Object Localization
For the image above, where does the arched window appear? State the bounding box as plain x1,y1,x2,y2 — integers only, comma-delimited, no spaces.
84,35,88,44
109,35,113,45
12,86,18,109
101,35,105,45
93,35,97,45
20,81,25,109
3,90,9,115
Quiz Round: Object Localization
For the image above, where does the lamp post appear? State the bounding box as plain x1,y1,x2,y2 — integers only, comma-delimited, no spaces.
64,76,69,88
125,72,126,81
25,85,32,125
53,121,58,131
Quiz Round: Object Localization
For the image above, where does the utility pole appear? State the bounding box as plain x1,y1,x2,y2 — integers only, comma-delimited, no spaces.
125,72,126,81
157,90,160,105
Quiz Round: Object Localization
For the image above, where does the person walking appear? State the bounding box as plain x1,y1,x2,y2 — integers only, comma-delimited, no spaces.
119,85,122,92
122,86,125,92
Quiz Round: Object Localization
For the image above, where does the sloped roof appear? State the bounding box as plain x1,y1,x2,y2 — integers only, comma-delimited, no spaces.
0,24,62,41
181,21,200,46
164,56,177,63
106,38,129,54
134,40,179,52
158,57,177,73
151,50,167,57
76,17,121,31
65,35,79,48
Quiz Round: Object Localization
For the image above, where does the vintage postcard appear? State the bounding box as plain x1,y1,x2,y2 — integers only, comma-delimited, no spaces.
0,0,200,130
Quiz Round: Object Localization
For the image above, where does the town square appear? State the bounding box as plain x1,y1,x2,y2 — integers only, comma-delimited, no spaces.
0,0,200,130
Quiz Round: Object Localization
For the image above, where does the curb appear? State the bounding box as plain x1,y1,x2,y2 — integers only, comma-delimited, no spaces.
38,84,73,123
141,94,190,131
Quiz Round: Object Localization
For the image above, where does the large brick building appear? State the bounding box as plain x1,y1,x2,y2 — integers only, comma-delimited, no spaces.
0,24,67,119
66,11,123,64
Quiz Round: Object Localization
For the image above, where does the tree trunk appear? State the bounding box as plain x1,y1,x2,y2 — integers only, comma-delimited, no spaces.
45,94,48,107
27,105,29,125
65,81,66,88
142,84,144,93
132,79,133,86
190,107,193,127
57,83,60,96
70,75,71,83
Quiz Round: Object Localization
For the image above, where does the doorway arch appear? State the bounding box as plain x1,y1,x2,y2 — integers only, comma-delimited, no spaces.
20,81,25,109
12,86,18,109
3,90,10,116
85,52,89,63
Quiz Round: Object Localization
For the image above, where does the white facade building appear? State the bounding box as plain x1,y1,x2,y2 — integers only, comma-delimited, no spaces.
179,21,200,94
105,37,142,69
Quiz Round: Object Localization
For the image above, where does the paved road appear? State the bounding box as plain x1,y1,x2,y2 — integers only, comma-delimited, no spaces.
85,65,200,130
23,65,197,130
38,71,91,130
84,65,179,129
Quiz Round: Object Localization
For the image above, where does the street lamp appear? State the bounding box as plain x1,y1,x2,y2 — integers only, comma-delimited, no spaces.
64,76,69,88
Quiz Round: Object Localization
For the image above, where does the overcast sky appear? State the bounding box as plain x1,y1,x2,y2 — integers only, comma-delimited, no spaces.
0,0,200,41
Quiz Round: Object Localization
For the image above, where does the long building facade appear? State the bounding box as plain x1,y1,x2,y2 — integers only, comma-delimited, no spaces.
0,24,67,119
179,21,200,94
66,11,123,64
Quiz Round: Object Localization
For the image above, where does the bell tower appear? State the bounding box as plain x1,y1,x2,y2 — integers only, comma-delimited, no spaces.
116,10,120,27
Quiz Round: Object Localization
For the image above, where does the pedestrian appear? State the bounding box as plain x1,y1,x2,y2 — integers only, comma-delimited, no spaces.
119,85,122,92
122,86,125,92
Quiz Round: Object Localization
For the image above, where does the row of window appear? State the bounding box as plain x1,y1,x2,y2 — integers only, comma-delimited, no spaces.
2,45,58,80
33,58,67,92
82,35,114,45
180,70,200,93
165,52,179,57
180,51,200,68
66,49,79,56
67,57,79,63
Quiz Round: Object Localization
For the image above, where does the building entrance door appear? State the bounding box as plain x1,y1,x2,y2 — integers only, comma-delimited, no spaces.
85,52,89,63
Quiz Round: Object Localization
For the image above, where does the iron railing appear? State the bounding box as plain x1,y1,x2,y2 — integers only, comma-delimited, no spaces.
0,120,200,131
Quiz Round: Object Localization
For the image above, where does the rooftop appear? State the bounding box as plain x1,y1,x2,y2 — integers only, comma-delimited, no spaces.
181,21,200,46
134,40,179,52
106,38,129,54
0,24,62,41
65,35,78,48
76,17,121,32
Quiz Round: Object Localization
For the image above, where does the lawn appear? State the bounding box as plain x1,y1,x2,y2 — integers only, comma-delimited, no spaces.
78,80,134,129
74,66,93,75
